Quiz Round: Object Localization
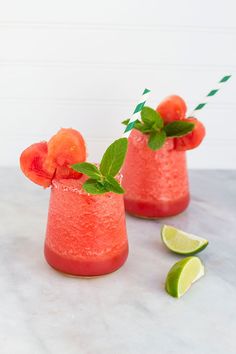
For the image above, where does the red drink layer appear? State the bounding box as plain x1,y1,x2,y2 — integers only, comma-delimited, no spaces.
122,130,190,218
45,177,128,276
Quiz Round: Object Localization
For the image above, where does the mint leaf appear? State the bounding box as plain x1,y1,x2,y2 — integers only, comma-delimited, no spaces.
122,118,130,125
141,107,163,129
104,175,125,194
100,138,128,177
133,120,150,133
141,107,156,126
140,127,153,133
164,121,195,137
148,130,166,150
71,162,102,180
133,120,143,130
82,179,107,194
152,111,164,129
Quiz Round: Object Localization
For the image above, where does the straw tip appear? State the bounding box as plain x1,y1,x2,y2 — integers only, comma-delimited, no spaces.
219,75,232,83
143,88,151,94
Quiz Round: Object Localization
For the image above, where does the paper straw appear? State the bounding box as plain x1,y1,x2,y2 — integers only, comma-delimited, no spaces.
189,75,232,117
123,88,151,137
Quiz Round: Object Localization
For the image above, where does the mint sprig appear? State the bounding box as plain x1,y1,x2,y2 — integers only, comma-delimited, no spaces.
141,107,163,129
71,138,128,195
122,106,195,151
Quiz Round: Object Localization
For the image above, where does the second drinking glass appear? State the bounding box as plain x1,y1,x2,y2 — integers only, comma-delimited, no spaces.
122,129,190,219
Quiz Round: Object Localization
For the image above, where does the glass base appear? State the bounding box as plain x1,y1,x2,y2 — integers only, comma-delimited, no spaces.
44,243,129,277
124,194,190,219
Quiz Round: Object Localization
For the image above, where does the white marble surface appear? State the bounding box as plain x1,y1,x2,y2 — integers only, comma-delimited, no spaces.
0,168,236,354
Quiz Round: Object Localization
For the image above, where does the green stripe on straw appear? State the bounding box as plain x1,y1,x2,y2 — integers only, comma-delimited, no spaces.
125,121,136,132
194,103,207,110
133,101,146,114
207,89,218,97
219,75,231,83
189,75,232,117
124,88,151,135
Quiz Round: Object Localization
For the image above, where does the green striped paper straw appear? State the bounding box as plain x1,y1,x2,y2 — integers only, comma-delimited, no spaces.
123,88,151,137
189,75,232,117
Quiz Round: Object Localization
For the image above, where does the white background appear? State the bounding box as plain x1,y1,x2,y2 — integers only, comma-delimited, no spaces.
0,0,235,168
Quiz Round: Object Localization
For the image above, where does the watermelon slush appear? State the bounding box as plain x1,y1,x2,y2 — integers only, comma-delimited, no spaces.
121,130,189,218
45,176,128,276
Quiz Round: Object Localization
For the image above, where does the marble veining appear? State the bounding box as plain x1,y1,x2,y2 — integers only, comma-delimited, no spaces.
0,168,236,354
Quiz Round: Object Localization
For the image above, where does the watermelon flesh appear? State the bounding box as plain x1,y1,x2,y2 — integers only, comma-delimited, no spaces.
20,128,87,188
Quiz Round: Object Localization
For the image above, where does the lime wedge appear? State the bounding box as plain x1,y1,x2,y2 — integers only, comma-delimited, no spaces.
165,256,204,298
161,225,208,255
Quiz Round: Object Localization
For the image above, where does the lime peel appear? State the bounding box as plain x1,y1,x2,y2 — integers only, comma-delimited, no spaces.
161,225,209,255
165,256,205,298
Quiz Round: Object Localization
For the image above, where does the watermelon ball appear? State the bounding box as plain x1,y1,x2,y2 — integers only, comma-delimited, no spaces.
175,118,206,151
45,128,86,179
156,95,187,124
20,142,55,188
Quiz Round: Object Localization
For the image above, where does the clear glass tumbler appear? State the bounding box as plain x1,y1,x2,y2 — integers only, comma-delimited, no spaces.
44,177,128,276
121,130,190,218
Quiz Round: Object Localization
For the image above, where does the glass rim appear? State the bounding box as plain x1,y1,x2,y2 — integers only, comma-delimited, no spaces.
52,173,123,196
